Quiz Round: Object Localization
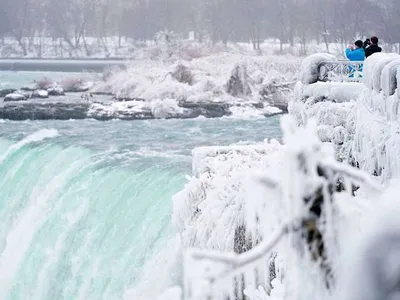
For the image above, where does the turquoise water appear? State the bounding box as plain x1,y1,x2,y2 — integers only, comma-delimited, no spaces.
0,71,100,90
0,117,282,300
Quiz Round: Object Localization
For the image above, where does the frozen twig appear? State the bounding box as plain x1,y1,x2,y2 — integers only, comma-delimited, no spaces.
319,160,382,192
187,217,303,281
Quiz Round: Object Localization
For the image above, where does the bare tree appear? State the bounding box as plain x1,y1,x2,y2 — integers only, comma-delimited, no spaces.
0,0,399,57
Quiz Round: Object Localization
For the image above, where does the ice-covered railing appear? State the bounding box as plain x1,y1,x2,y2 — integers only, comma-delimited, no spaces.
348,52,400,181
299,53,364,84
291,52,400,183
319,60,363,82
183,116,381,300
360,52,400,120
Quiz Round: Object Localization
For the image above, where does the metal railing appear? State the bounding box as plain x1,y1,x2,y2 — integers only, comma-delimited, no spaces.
319,60,364,82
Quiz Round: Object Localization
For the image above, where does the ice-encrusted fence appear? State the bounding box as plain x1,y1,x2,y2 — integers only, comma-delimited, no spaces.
319,61,363,82
291,52,400,181
182,116,380,300
299,53,364,84
300,52,400,114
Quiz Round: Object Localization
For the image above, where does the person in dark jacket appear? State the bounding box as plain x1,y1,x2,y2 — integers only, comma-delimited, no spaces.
363,38,371,49
365,36,382,58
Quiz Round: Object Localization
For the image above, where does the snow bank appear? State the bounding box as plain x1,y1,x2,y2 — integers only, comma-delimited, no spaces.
299,53,336,84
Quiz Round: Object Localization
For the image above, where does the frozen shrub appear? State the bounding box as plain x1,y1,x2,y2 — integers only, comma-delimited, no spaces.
171,63,193,85
226,63,251,97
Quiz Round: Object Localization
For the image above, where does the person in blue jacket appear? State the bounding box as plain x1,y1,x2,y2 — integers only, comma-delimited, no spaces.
345,40,365,61
345,40,365,78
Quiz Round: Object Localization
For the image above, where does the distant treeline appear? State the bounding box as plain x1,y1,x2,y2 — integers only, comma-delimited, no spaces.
0,0,399,55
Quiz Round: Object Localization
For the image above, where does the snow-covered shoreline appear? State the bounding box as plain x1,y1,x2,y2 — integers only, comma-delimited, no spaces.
0,52,299,121
0,96,285,121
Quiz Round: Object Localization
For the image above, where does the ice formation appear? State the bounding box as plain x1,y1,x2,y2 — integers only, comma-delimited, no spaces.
169,52,400,300
299,53,336,85
173,140,282,252
175,114,384,300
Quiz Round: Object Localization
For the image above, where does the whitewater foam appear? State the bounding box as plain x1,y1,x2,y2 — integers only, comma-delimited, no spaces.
0,129,59,164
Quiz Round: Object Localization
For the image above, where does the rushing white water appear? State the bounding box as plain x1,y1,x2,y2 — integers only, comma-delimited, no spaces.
0,117,282,300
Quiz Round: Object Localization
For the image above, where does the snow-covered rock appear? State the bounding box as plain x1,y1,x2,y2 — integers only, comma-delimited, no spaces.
31,89,49,99
86,99,232,120
47,86,65,96
4,92,27,101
